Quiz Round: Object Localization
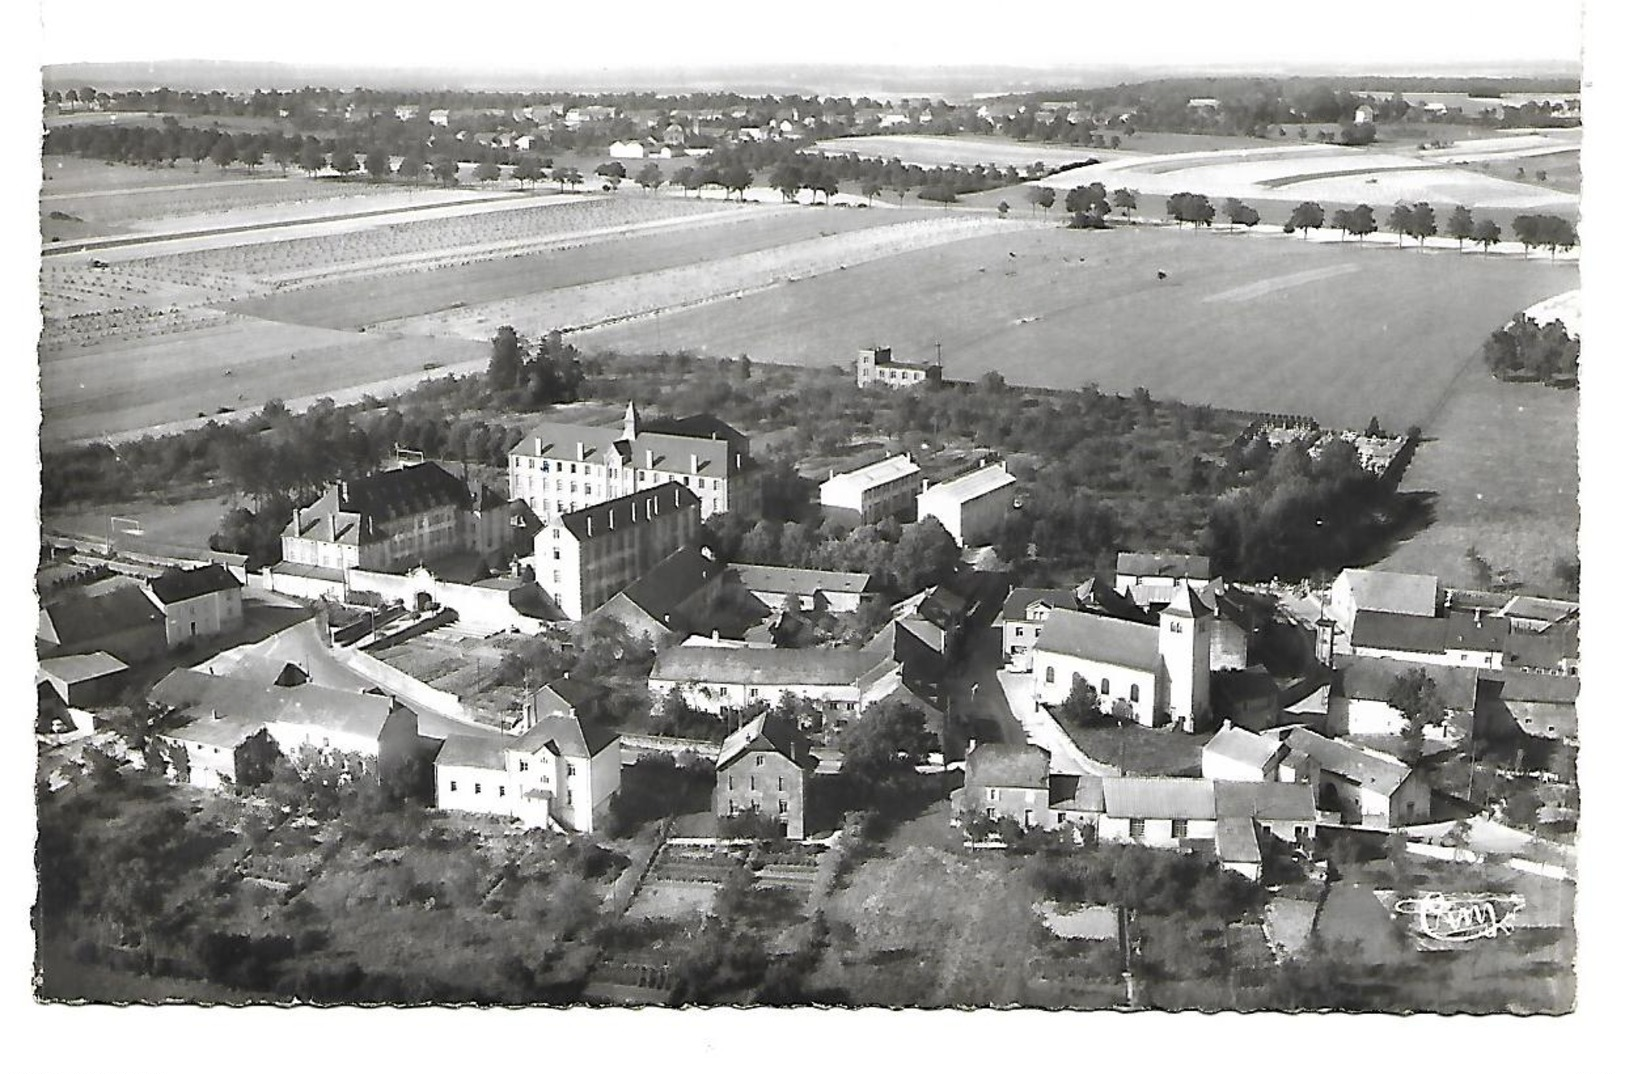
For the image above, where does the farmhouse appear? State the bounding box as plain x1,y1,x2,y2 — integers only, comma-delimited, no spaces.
855,346,942,389
36,651,130,708
281,461,513,575
535,482,702,621
649,642,904,727
1272,727,1430,828
608,140,648,159
916,460,1018,547
1473,673,1579,743
433,681,620,833
145,564,243,649
730,564,880,615
508,403,757,524
1328,656,1480,738
1329,568,1440,637
1202,722,1289,782
150,668,419,792
591,544,724,645
38,585,167,665
1114,552,1212,598
714,712,818,839
1031,583,1213,732
818,454,923,526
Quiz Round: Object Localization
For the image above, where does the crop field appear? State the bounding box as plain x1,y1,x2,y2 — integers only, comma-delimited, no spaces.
579,221,1577,429
814,134,1131,169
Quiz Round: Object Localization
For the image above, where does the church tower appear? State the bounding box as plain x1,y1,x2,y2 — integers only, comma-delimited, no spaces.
1158,582,1213,733
622,400,640,442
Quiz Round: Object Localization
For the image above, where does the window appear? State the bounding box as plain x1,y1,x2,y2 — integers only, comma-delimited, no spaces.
1129,818,1146,839
553,549,561,560
518,760,529,773
1171,819,1188,838
987,788,998,802
778,798,788,814
474,783,482,795
777,776,785,791
499,786,507,798
755,755,765,767
728,775,734,791
749,776,756,792
1014,627,1024,637
1100,677,1110,696
449,780,457,792
566,762,576,776
1129,683,1140,703
1044,666,1055,684
1169,621,1183,633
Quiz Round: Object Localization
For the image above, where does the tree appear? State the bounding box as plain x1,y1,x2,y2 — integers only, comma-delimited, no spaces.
364,147,390,181
330,146,359,178
1472,217,1502,252
893,517,961,593
1331,208,1352,239
1056,677,1103,728
298,143,327,176
997,200,1010,217
1385,202,1412,246
674,166,699,196
595,161,628,181
1037,187,1055,217
1065,182,1110,217
636,161,664,193
432,155,460,185
555,165,583,192
239,141,264,171
474,159,502,184
1346,203,1377,243
840,699,933,784
1387,667,1448,763
487,326,525,392
1112,187,1137,216
1407,201,1436,248
208,133,237,169
513,154,544,189
1288,201,1325,238
1025,185,1047,217
396,151,425,181
771,161,804,202
721,163,754,200
1167,191,1215,227
1539,215,1578,259
1446,205,1475,250
862,179,882,205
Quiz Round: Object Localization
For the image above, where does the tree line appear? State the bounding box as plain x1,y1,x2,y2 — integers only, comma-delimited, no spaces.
1481,314,1578,386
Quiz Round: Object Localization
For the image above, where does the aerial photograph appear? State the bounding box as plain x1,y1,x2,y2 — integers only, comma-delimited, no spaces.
22,0,1601,1033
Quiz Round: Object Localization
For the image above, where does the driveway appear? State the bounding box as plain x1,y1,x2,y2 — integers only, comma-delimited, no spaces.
993,668,1115,778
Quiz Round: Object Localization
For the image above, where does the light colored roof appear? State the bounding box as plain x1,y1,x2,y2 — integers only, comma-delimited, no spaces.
1215,818,1262,864
1337,568,1439,616
820,454,921,495
1204,724,1285,771
1161,581,1215,620
998,587,1080,623
38,651,129,684
1048,773,1106,812
513,417,741,476
651,644,888,688
731,563,874,596
1213,780,1316,823
965,743,1051,789
1497,595,1578,625
1281,728,1413,798
919,463,1015,504
1116,552,1211,580
1032,608,1160,673
152,668,396,748
1103,777,1216,820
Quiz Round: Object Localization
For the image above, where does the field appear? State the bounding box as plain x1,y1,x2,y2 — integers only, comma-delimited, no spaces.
814,134,1132,169
581,221,1578,430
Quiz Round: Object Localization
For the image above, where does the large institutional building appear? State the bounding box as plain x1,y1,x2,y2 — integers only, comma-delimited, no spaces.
534,481,702,620
508,403,758,524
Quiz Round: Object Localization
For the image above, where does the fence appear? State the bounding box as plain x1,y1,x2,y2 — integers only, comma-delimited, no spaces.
619,733,721,762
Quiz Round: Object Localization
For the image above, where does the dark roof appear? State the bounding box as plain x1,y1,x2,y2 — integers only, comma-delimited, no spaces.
998,587,1079,623
1212,667,1281,716
965,743,1050,789
1503,622,1578,671
1215,818,1262,864
343,462,473,523
41,586,163,645
1214,780,1316,823
1047,773,1106,812
717,712,815,770
1351,610,1448,654
1444,612,1510,653
557,482,699,541
1076,578,1156,623
1336,656,1481,711
516,710,619,758
1033,608,1160,673
1116,552,1211,580
436,733,510,770
618,546,720,621
651,644,888,687
1493,672,1580,705
151,668,397,745
148,564,242,605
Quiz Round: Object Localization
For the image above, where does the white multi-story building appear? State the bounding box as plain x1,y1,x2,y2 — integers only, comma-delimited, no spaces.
534,482,701,621
916,460,1017,547
819,454,923,526
509,403,757,525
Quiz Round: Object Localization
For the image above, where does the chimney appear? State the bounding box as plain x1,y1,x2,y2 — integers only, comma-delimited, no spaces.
646,449,654,468
608,509,615,530
576,442,586,461
586,515,593,536
691,453,699,473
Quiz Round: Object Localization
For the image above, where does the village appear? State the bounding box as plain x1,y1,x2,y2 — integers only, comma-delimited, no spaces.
35,337,1579,1008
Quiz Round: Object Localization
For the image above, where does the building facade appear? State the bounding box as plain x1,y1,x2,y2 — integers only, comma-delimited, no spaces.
714,713,817,839
916,461,1018,547
855,346,943,389
818,454,923,525
146,565,244,649
535,482,701,620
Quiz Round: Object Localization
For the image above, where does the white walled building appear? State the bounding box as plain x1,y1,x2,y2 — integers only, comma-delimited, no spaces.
916,461,1018,547
145,565,244,649
534,482,701,621
818,454,923,526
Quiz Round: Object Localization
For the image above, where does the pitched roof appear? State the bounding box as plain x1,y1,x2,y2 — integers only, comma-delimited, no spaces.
651,644,888,688
998,587,1080,623
1213,780,1316,823
341,462,474,524
1161,581,1215,620
1351,610,1448,654
515,414,744,476
40,586,163,646
151,668,397,745
37,651,129,685
1215,818,1262,864
1493,672,1580,705
820,454,922,494
1503,622,1578,671
1116,552,1212,580
1204,723,1286,771
1444,612,1510,653
1336,656,1480,711
717,711,815,770
1076,578,1155,623
1280,728,1413,798
515,710,619,758
1048,773,1106,812
731,563,874,596
436,733,510,770
1337,568,1439,617
965,743,1051,789
1497,594,1579,626
1103,777,1217,820
1032,608,1160,673
919,462,1015,505
616,545,720,622
557,481,699,542
148,564,242,605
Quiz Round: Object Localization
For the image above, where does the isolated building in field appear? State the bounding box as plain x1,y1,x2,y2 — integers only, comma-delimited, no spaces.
145,564,244,649
508,403,757,524
916,461,1018,547
536,482,701,621
714,712,818,839
818,454,924,526
1031,583,1213,732
855,346,942,389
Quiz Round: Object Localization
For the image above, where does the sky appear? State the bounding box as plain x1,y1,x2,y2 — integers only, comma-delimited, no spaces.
36,0,1585,76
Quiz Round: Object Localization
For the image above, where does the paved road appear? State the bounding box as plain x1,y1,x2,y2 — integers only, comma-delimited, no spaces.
994,669,1116,777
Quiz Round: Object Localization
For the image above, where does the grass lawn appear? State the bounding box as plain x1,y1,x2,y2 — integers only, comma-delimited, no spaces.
580,222,1577,430
1058,718,1210,776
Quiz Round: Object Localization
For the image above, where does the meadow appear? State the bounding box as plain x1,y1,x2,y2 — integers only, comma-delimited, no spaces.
579,221,1578,430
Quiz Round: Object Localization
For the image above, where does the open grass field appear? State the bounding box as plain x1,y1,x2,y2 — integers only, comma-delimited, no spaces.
580,220,1578,429
814,133,1132,169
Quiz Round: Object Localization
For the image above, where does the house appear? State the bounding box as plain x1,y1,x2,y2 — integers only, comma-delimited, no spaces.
592,544,724,644
37,651,130,708
714,712,818,838
428,109,450,127
730,564,879,616
150,668,419,791
1211,665,1282,729
145,564,243,649
1187,98,1223,109
818,454,923,526
1328,656,1480,738
281,461,512,574
649,642,904,729
38,586,167,665
1473,673,1579,743
608,140,648,159
1202,722,1288,782
433,681,620,833
1031,583,1213,732
1494,594,1578,633
534,482,702,621
1353,104,1377,125
1502,620,1579,676
916,461,1018,547
1273,727,1430,828
998,587,1089,663
508,403,757,524
1114,552,1211,598
1329,568,1440,636
1350,609,1507,671
956,743,1105,831
1099,777,1219,847
855,346,942,389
